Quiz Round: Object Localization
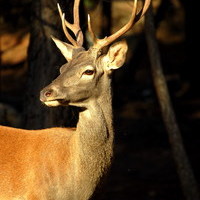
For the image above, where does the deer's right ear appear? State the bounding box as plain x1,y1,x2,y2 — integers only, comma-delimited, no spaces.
51,36,80,62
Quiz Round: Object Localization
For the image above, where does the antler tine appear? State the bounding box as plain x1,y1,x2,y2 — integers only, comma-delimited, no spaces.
88,14,97,45
135,0,151,22
74,0,80,25
72,0,84,46
57,1,84,47
90,0,151,50
57,3,78,47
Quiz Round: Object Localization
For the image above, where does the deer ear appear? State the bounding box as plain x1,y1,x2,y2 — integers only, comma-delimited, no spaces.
51,36,83,62
104,40,128,71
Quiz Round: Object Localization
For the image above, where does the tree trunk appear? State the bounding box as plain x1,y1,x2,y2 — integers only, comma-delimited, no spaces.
101,0,111,37
24,0,78,129
145,4,200,200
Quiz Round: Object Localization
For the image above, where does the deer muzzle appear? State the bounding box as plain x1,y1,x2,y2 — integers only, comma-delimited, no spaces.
40,85,66,107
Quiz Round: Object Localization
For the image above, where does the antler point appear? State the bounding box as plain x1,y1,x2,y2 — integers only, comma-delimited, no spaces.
57,3,61,11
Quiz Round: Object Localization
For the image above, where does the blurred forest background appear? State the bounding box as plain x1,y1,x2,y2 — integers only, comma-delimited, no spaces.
0,0,199,199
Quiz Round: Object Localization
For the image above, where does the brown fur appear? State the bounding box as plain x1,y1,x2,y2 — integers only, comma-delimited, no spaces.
0,126,76,199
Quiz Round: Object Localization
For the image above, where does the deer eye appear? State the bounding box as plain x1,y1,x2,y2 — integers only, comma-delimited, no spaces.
83,70,94,75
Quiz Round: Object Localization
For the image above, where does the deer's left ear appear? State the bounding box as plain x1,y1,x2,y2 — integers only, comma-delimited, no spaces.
103,40,128,72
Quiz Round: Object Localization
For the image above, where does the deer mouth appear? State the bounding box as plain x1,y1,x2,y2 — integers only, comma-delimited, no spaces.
43,99,69,107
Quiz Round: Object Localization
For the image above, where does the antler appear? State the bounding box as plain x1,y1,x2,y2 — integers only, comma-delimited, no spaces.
88,0,151,50
57,0,150,49
57,0,84,47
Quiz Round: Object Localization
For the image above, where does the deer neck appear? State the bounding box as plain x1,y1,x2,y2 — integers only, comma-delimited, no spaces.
73,78,113,199
76,77,114,159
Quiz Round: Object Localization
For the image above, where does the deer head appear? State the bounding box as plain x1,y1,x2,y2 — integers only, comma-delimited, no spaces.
40,0,151,108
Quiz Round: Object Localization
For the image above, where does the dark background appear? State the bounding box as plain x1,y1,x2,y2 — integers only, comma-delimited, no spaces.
0,0,199,199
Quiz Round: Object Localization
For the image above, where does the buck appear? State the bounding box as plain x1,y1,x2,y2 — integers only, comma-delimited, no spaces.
0,0,150,199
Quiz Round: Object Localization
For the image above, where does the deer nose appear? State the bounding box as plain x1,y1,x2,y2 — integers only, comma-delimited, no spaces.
44,89,53,97
40,87,58,102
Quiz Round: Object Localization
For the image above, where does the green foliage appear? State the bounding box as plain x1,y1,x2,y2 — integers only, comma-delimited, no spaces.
84,0,98,10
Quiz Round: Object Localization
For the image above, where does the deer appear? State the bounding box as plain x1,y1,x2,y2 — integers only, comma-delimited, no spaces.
0,0,150,199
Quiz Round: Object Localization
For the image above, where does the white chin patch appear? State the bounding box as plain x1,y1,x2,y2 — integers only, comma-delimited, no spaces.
44,100,61,107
